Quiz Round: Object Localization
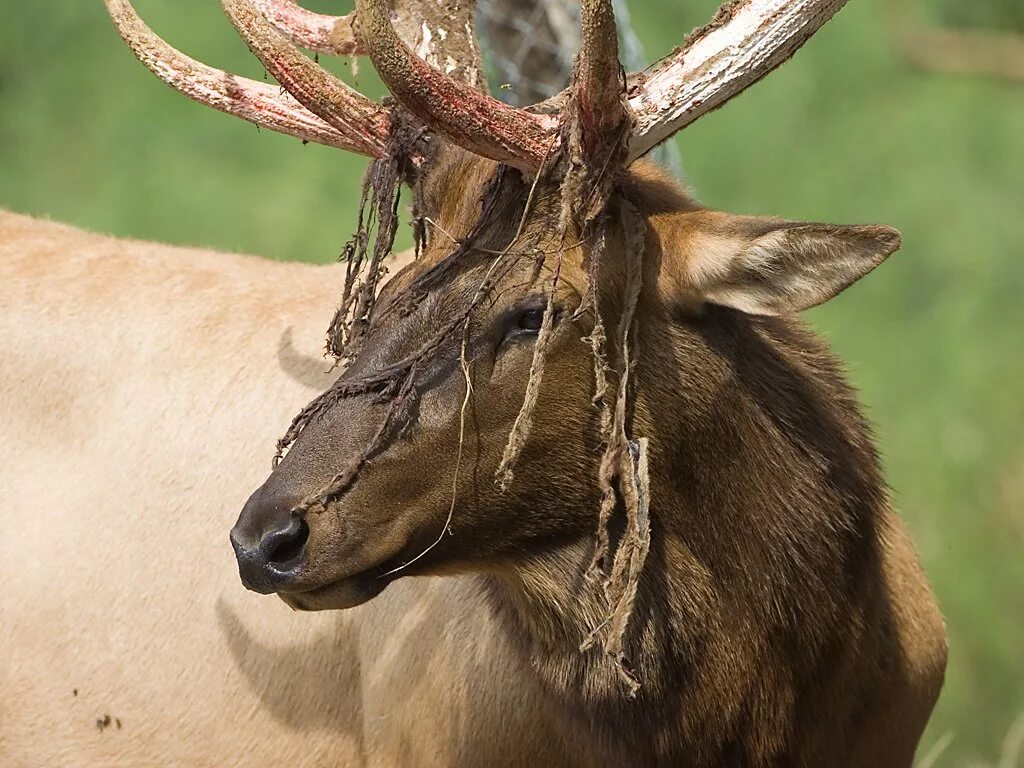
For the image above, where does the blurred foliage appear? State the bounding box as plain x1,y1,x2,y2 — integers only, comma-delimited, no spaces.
1,0,1022,764
928,0,1024,33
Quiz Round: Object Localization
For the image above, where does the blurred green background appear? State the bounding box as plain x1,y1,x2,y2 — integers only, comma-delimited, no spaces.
1,0,1021,763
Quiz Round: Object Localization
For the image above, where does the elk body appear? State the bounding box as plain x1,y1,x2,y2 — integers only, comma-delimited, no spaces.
2,0,947,766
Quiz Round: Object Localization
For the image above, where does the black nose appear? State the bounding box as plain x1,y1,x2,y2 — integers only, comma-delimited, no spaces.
230,488,310,594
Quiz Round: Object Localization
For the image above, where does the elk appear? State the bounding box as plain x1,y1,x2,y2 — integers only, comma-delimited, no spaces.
0,1,947,767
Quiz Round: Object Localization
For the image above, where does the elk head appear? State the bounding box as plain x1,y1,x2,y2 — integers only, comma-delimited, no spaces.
109,0,895,688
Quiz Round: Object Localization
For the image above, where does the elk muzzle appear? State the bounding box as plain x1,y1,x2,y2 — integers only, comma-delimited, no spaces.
230,484,309,594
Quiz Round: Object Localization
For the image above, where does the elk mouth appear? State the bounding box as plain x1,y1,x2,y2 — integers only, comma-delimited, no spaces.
278,574,391,611
274,548,413,611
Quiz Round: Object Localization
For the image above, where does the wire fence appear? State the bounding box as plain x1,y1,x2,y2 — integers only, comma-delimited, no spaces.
476,0,684,178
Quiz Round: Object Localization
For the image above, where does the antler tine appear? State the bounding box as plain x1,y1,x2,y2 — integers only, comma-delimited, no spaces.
356,0,557,172
573,0,629,156
222,0,390,159
104,0,369,153
252,0,360,56
626,0,850,163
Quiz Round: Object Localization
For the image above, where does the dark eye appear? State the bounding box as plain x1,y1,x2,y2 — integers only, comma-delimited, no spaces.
517,308,545,332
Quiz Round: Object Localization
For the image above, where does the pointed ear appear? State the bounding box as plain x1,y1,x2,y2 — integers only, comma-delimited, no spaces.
657,211,902,315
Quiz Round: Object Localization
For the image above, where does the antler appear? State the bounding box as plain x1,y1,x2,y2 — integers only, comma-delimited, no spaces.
355,0,557,171
110,0,850,170
354,0,850,170
252,0,361,55
105,0,380,153
106,0,487,158
625,0,849,162
253,0,486,88
573,0,628,157
222,0,389,158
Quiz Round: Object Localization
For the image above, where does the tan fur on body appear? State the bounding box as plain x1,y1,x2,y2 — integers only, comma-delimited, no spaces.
0,210,574,767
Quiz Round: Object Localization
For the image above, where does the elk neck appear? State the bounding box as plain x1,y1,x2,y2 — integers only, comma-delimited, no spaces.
476,308,893,761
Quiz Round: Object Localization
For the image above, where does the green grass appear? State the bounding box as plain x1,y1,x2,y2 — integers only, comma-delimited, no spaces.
1,0,1022,762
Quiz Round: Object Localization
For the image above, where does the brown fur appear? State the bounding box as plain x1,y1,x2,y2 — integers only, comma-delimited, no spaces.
232,151,948,766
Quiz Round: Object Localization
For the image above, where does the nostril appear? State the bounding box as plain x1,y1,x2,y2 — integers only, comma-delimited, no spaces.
264,518,310,569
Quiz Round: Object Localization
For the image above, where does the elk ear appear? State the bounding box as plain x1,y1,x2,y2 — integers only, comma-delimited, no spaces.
660,212,902,315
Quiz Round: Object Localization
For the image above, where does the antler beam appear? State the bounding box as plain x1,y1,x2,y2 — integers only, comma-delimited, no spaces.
105,0,374,153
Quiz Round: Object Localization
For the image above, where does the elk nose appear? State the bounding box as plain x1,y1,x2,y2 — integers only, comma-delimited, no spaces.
230,488,310,594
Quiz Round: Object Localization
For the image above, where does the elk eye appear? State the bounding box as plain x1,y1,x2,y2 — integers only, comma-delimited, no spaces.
498,304,552,350
517,308,545,332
